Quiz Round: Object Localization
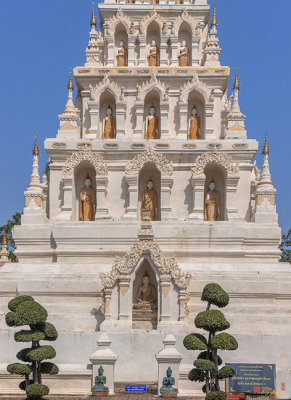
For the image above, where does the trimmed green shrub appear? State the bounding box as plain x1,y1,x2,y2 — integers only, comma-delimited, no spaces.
201,284,229,308
5,311,16,327
28,346,56,362
188,368,206,382
194,359,215,371
19,380,34,391
36,322,58,341
40,362,59,375
195,310,230,332
206,391,227,400
15,330,45,343
211,332,238,351
16,348,31,363
217,366,235,379
197,351,223,366
183,333,207,350
26,383,49,398
8,296,34,312
7,363,31,376
14,301,47,326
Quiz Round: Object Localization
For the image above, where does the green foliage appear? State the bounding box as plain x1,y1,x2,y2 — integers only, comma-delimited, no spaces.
188,368,206,382
40,362,59,375
28,346,56,362
7,363,31,376
14,300,48,326
8,295,34,312
183,333,207,350
194,359,215,371
217,366,236,379
205,391,227,400
0,212,21,262
197,351,223,366
280,229,291,263
16,348,31,363
15,330,45,343
5,311,16,327
195,310,230,332
211,333,238,350
36,322,58,341
201,283,229,308
26,383,50,398
19,380,34,391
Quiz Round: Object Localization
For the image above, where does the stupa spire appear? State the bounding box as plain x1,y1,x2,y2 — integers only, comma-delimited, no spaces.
211,0,218,28
90,1,97,29
57,71,80,135
85,1,103,66
231,68,241,113
204,0,221,66
64,70,75,113
258,134,273,187
0,231,9,266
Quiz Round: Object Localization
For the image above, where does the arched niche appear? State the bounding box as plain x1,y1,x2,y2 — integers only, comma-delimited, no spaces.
204,164,227,221
99,90,116,139
73,161,96,221
138,162,161,221
132,258,158,330
143,90,161,139
147,21,160,66
115,22,128,66
188,90,205,139
178,21,192,66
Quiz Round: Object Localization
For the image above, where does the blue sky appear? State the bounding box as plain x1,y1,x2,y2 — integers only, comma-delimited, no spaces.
0,0,290,233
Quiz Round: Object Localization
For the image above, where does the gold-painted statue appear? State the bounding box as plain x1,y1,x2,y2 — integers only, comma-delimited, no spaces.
79,176,96,221
178,40,189,66
142,179,158,221
133,272,157,310
204,180,220,221
145,106,159,139
148,40,159,66
102,106,116,139
116,40,127,67
188,106,200,140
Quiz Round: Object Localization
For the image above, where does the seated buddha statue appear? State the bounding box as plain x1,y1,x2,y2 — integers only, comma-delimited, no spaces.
160,367,178,396
133,272,157,311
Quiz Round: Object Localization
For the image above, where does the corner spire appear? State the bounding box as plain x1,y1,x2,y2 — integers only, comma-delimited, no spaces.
32,133,40,156
233,68,240,90
67,70,74,91
262,133,270,155
211,0,218,27
90,1,97,28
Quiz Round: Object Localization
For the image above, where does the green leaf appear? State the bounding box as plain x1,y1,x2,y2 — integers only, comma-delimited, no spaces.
28,345,56,362
206,391,227,400
7,363,31,376
217,366,236,379
14,300,48,326
194,359,215,371
183,333,207,351
280,229,291,263
195,310,230,332
26,383,50,398
188,368,206,382
211,333,238,350
201,283,229,308
40,362,59,375
8,296,34,312
0,212,21,262
15,329,45,343
5,311,16,327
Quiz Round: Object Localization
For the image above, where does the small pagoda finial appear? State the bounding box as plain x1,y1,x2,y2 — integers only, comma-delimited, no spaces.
211,0,218,27
32,133,40,156
90,1,97,28
262,133,270,155
233,68,240,90
2,232,8,247
67,70,74,91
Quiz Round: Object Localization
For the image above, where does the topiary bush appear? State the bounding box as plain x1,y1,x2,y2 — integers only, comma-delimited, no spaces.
5,295,58,400
183,283,238,398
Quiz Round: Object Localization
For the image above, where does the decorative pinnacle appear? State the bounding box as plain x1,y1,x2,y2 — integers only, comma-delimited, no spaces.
211,0,218,27
262,133,270,155
32,133,40,156
67,70,74,91
233,68,240,90
2,232,8,247
90,1,97,28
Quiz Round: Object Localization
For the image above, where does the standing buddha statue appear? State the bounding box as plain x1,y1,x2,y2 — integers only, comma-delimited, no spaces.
145,106,159,139
204,180,220,221
102,106,116,139
116,40,127,67
178,40,189,66
188,106,200,140
79,176,96,221
148,40,159,66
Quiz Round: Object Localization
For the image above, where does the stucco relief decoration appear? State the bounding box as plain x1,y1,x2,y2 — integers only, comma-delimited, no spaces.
89,74,121,102
137,74,166,102
173,10,198,36
192,152,239,177
108,9,131,35
125,146,173,176
180,74,211,103
140,10,164,35
63,147,108,177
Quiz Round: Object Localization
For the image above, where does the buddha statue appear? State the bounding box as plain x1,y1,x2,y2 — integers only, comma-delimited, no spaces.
178,40,189,66
116,40,127,67
133,271,157,311
142,179,158,221
79,176,96,222
204,180,220,221
150,0,159,4
102,106,116,139
91,365,109,395
148,40,159,66
145,106,159,140
188,106,200,140
160,367,178,396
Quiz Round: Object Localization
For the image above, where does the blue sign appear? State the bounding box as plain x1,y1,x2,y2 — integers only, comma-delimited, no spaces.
125,385,147,393
227,363,276,394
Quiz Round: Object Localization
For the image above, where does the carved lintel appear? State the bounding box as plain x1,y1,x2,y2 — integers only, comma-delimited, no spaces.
192,152,240,177
63,148,108,177
125,146,173,176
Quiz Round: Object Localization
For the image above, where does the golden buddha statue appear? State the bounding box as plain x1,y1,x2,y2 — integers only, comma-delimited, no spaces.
142,180,158,221
79,176,96,221
145,106,159,139
188,106,200,140
178,40,189,66
133,272,157,310
116,40,127,67
148,40,159,67
204,180,220,222
102,106,116,139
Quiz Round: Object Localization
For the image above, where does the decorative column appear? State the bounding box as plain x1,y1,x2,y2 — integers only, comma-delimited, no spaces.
116,276,131,331
178,290,187,322
124,176,138,219
139,36,147,66
115,102,126,138
170,37,179,66
61,177,73,220
191,36,200,66
88,101,99,137
205,102,214,138
89,333,117,395
160,37,168,66
106,35,115,66
226,176,240,220
187,175,206,220
133,101,144,138
95,176,110,219
100,289,113,332
156,334,182,394
160,101,170,138
177,101,188,138
159,275,172,325
160,177,176,220
128,36,135,67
